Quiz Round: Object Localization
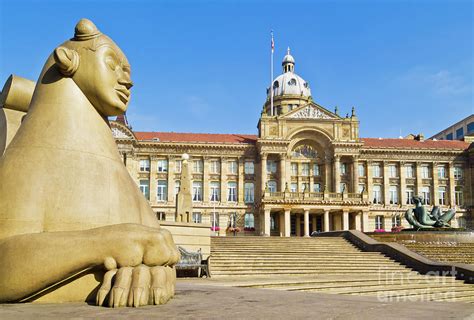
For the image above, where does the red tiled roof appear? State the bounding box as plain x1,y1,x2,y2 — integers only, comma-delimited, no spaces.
134,132,258,144
361,138,470,150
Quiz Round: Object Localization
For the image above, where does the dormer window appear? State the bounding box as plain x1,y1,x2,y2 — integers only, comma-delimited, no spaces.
273,81,279,88
288,78,297,86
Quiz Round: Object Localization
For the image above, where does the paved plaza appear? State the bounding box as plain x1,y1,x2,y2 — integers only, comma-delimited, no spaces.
0,279,473,319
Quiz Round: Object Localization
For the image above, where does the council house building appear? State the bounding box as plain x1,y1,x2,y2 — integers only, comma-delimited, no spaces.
111,49,473,236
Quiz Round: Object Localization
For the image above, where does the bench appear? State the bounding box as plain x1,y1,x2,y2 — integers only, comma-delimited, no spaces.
175,246,210,278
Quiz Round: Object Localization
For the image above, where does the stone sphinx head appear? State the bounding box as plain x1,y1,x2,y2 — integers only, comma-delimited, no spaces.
53,18,133,117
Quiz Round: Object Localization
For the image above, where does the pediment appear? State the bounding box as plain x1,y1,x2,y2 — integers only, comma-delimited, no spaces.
110,123,134,139
284,104,338,120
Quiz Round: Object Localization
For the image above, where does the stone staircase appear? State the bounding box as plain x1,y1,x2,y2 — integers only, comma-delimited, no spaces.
209,236,474,303
401,243,474,265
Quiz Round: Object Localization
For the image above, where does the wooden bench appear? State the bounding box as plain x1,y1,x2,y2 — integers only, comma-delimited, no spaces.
175,246,210,278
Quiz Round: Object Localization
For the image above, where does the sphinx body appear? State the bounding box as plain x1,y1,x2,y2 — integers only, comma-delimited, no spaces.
0,19,179,307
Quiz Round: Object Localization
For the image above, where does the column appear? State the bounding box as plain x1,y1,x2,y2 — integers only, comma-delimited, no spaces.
220,157,227,203
295,214,301,236
238,157,245,203
361,210,369,232
399,161,406,206
382,161,390,205
279,154,286,193
333,155,341,193
149,156,157,203
432,162,439,205
323,210,330,232
415,162,423,198
260,153,267,193
366,161,373,203
304,209,310,237
342,210,349,231
263,208,271,236
284,209,291,237
352,156,359,193
324,156,332,193
202,156,209,203
448,162,456,207
354,212,362,231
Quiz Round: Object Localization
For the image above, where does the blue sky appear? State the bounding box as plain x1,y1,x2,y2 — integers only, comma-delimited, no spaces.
0,0,472,138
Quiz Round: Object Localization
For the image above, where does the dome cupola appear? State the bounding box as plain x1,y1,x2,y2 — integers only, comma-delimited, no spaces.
282,47,295,73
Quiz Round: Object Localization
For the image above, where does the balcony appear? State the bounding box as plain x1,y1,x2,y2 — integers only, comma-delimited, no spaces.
263,190,367,204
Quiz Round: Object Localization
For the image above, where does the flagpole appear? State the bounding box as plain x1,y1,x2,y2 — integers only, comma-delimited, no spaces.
270,30,274,117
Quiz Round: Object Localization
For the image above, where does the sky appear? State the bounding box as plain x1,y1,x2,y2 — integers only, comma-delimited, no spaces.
0,0,472,138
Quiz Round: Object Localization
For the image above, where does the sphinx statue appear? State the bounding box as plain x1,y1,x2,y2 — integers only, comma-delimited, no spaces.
0,18,179,307
405,196,456,229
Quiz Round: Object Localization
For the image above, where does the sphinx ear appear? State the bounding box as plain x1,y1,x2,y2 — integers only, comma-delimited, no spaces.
54,46,80,77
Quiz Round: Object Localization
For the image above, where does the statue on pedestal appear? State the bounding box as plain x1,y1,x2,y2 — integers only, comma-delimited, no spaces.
0,19,179,307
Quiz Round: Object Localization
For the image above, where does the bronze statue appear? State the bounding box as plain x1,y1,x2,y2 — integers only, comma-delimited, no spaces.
0,18,179,307
405,196,456,229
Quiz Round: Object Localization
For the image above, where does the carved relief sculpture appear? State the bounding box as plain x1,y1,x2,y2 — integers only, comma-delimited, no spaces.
0,19,179,307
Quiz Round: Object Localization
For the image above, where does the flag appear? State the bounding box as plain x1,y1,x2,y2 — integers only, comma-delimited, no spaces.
271,31,274,53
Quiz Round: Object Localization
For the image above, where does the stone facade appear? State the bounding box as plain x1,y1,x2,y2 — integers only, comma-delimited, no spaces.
111,52,473,237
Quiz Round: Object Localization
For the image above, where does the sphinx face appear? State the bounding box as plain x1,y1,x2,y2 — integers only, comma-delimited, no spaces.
73,42,133,117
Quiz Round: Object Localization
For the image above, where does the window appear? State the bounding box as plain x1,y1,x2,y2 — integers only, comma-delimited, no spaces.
313,164,320,176
156,212,166,221
291,163,298,176
437,165,446,178
373,164,381,178
192,212,202,223
210,212,220,228
467,122,474,134
455,187,463,206
244,213,255,229
454,167,463,179
139,179,150,200
267,160,277,173
340,163,347,175
174,180,180,195
456,127,464,139
375,215,384,230
446,133,453,140
175,160,182,173
388,165,397,178
391,215,401,228
373,185,382,204
301,163,310,176
210,160,220,174
245,161,254,174
421,187,431,205
193,159,203,173
228,160,238,174
301,183,309,192
244,182,254,203
358,164,365,177
157,180,168,201
139,159,150,172
389,186,398,204
421,166,430,179
290,183,297,193
157,159,168,172
192,181,202,201
438,186,446,205
268,180,277,193
406,165,414,178
406,187,414,204
358,184,365,193
313,183,322,193
210,181,220,201
340,183,346,193
227,181,237,202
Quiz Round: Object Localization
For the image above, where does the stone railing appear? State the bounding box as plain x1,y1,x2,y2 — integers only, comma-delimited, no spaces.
264,190,368,203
